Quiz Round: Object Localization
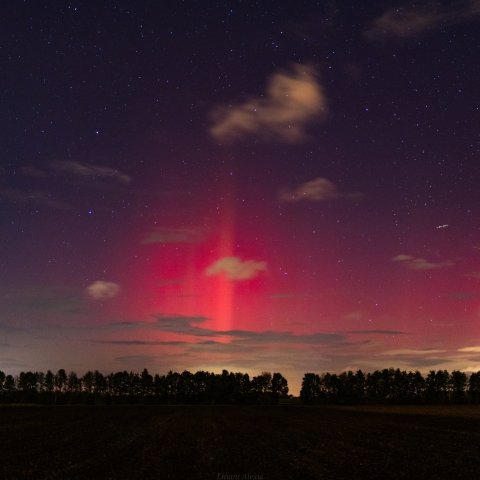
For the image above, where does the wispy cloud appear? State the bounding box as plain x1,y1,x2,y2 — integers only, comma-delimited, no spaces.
5,160,131,210
93,339,191,346
51,160,131,184
458,346,480,353
86,281,121,300
345,330,406,335
209,64,326,143
279,177,362,203
392,254,454,270
22,161,131,185
366,0,480,39
97,317,407,343
151,315,347,346
382,348,446,356
205,257,267,281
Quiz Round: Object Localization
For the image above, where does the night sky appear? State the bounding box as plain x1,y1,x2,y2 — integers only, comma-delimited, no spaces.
2,1,480,394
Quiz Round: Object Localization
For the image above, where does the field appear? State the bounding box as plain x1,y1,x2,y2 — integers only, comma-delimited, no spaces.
2,405,480,480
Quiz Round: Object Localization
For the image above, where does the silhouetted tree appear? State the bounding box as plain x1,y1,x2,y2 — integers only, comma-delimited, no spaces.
18,371,38,403
426,370,450,403
450,370,467,402
67,371,80,392
271,372,289,402
5,375,15,392
233,372,250,402
82,371,95,394
250,372,272,403
405,370,425,403
165,371,180,401
353,370,366,403
300,373,322,404
43,370,54,393
54,369,67,392
93,370,107,396
2,375,15,402
469,371,480,403
139,368,153,401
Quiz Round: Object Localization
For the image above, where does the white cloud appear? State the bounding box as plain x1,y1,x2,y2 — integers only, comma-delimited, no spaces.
209,64,326,143
458,346,480,353
382,349,446,356
52,161,131,184
392,254,454,270
205,257,267,281
366,0,480,39
392,254,413,262
86,281,121,300
279,177,362,202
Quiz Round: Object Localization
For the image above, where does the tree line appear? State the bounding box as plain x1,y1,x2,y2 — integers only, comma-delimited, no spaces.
0,369,288,405
3,367,480,405
300,369,480,404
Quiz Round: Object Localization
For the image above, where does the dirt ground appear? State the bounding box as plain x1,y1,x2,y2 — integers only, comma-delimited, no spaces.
1,404,479,479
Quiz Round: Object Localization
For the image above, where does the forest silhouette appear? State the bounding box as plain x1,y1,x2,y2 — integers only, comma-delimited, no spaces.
2,368,480,405
0,369,288,405
300,369,480,404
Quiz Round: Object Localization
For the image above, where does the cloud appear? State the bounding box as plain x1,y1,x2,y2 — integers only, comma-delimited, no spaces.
98,316,405,347
344,330,406,335
366,0,480,39
152,316,381,348
142,227,204,244
458,346,480,353
392,254,414,262
154,316,211,335
50,160,131,184
93,339,190,346
279,177,362,203
152,315,347,346
382,348,446,356
6,161,131,209
86,281,121,300
205,257,267,281
397,357,453,368
392,254,454,270
209,64,326,143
